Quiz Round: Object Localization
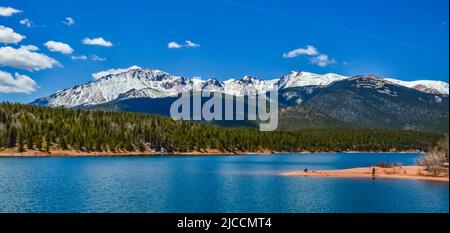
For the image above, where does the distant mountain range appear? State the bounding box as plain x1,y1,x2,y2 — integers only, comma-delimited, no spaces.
30,67,449,133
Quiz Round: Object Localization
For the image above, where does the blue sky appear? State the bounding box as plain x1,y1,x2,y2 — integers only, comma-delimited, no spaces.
0,0,448,103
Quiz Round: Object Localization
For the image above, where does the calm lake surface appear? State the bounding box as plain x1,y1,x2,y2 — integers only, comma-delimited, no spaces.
0,153,448,213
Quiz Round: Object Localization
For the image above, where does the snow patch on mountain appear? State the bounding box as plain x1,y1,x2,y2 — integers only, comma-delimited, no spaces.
385,78,449,95
278,71,348,89
224,76,278,96
92,65,142,80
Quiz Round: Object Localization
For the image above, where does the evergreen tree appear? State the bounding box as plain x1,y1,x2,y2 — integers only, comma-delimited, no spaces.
44,135,50,153
17,132,25,153
137,141,146,152
36,136,43,151
8,126,17,148
27,134,34,150
58,137,68,150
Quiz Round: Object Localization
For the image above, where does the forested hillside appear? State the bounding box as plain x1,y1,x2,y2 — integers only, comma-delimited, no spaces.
0,103,444,154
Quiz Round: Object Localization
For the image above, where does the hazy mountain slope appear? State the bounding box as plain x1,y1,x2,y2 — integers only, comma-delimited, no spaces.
277,104,350,130
281,76,449,133
91,95,344,130
87,93,260,128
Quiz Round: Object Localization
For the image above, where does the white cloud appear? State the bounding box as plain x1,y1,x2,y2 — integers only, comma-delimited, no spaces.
283,45,318,58
0,25,26,44
20,45,39,51
0,70,37,93
185,40,200,48
92,65,142,79
82,37,113,47
283,45,337,67
0,6,22,17
20,18,33,28
90,54,106,61
63,17,75,26
71,55,87,60
72,54,106,62
168,40,200,49
168,42,182,49
0,45,60,71
44,41,74,54
309,54,336,67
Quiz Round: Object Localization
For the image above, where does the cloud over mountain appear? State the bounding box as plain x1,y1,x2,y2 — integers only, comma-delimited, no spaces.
310,54,336,67
283,45,336,67
283,45,318,58
82,37,113,47
0,45,60,71
0,70,37,93
168,42,182,49
44,41,74,54
168,40,200,49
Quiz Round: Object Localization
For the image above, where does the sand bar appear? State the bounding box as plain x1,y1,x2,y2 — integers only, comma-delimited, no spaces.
282,166,449,182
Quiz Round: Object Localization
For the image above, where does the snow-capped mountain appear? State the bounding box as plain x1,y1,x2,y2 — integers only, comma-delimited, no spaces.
32,68,192,107
31,67,282,108
223,76,279,96
31,66,449,108
278,71,348,89
385,78,449,95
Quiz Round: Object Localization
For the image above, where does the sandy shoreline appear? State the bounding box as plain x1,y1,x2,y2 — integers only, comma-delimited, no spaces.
0,149,423,157
281,166,449,182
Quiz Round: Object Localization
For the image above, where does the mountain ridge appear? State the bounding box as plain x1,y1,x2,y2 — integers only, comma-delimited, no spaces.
30,66,449,108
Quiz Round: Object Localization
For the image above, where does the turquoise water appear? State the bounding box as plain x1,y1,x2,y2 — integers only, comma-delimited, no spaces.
0,153,448,213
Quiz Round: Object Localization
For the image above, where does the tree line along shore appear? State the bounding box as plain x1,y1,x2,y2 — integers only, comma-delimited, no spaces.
0,103,445,155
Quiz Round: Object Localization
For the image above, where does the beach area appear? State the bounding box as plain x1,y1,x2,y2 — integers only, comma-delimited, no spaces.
282,166,449,182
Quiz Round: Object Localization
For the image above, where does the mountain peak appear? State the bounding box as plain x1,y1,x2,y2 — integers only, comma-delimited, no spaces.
279,71,348,89
94,66,172,81
239,75,262,83
350,75,384,80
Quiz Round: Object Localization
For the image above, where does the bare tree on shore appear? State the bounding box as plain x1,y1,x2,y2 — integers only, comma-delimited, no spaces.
419,136,449,176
